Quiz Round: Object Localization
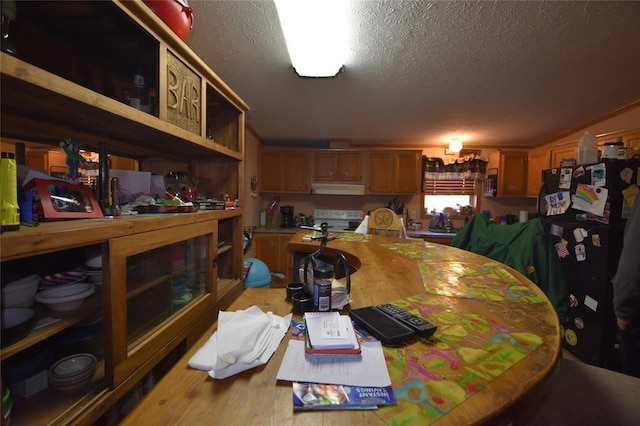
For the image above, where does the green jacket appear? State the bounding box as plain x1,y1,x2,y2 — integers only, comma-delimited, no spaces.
452,214,569,321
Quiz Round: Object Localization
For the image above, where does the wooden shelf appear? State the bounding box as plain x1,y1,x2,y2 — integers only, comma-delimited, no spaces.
217,244,232,256
1,54,241,161
0,1,246,423
0,209,242,261
11,359,107,425
1,292,103,361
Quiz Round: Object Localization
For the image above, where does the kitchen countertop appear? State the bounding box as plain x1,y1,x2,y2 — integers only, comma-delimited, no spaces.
254,226,458,239
253,226,303,234
123,232,561,426
407,229,458,238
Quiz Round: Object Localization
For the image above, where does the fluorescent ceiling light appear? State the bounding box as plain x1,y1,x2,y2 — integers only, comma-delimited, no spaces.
274,0,348,77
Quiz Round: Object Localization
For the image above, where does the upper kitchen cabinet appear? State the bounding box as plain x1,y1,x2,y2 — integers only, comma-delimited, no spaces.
259,150,309,193
552,145,577,168
527,149,551,197
313,152,362,182
368,151,421,194
488,151,528,197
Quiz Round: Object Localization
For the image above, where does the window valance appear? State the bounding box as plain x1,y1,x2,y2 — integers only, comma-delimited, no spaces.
422,155,488,181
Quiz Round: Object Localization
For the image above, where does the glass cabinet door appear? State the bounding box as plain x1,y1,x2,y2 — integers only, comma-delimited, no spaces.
126,235,208,345
106,221,216,386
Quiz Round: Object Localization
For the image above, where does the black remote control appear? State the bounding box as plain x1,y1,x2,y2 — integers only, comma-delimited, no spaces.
377,303,438,338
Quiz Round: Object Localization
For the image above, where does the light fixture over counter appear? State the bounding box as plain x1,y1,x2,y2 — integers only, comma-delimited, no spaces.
274,0,348,78
448,138,463,153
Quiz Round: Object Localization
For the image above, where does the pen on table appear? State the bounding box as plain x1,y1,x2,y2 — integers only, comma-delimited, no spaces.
21,221,39,227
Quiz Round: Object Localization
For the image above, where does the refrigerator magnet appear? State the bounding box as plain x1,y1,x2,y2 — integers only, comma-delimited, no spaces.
572,228,588,243
565,329,578,346
620,167,634,184
574,243,587,261
550,223,563,237
587,163,606,186
555,242,570,258
559,168,573,189
584,295,599,312
592,234,601,247
569,294,578,308
573,166,585,178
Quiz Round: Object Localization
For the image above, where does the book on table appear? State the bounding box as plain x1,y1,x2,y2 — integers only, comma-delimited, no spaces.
292,382,397,411
304,311,359,351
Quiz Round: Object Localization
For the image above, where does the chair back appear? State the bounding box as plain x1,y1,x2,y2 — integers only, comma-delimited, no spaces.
368,208,405,237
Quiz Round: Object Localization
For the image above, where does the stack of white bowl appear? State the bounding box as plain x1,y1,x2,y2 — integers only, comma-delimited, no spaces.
36,282,95,312
2,275,40,308
1,275,39,346
36,283,95,312
48,353,97,392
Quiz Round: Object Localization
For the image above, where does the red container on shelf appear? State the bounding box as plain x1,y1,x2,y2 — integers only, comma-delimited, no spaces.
143,0,193,41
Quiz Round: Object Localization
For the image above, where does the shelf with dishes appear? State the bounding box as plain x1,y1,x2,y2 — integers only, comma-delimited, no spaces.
1,290,103,361
0,1,247,422
7,354,107,426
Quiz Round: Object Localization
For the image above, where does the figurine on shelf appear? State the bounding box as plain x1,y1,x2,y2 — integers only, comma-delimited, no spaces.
59,138,87,181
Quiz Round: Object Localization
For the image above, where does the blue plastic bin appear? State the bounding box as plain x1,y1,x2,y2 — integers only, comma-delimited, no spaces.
243,258,271,289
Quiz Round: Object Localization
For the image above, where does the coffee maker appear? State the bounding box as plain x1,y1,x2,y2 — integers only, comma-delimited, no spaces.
280,205,295,228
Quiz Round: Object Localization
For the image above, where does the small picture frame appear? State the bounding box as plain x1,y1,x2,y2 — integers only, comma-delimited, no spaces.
28,178,104,220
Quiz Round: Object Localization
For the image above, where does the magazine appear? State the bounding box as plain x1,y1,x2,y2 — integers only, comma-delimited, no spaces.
292,382,397,411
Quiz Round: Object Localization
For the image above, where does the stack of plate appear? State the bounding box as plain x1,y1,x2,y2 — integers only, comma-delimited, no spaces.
78,266,103,286
48,353,97,392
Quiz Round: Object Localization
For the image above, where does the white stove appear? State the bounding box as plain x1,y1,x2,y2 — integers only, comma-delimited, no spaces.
313,209,364,231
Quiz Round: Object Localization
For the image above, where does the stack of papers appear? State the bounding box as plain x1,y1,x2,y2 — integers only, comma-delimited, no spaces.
277,314,396,411
304,312,358,351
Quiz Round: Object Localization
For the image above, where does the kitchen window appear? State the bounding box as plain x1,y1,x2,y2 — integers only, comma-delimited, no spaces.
422,155,486,215
424,194,476,215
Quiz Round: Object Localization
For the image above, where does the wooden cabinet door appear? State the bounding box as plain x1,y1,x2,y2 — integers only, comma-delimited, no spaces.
552,145,577,168
527,150,551,197
498,151,528,196
314,153,337,181
395,152,420,193
283,152,309,192
337,153,362,181
368,152,395,193
260,151,309,193
259,151,284,192
279,235,293,276
369,152,420,193
314,152,362,182
254,234,292,274
254,234,282,272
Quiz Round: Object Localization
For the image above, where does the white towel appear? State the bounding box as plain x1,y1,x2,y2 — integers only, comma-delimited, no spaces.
188,305,292,379
354,214,410,238
354,215,369,233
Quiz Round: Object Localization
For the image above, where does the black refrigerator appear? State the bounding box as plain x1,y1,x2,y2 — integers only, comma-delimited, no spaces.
538,158,640,371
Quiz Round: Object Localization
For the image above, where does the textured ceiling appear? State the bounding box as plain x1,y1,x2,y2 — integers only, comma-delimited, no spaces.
185,0,640,148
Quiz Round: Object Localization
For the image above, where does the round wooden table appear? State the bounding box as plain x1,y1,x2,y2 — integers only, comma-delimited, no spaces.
122,232,561,425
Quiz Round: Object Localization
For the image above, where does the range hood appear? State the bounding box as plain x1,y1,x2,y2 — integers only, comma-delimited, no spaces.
310,183,366,196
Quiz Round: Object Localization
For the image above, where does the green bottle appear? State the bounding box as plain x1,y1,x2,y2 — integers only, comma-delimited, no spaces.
0,152,20,231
